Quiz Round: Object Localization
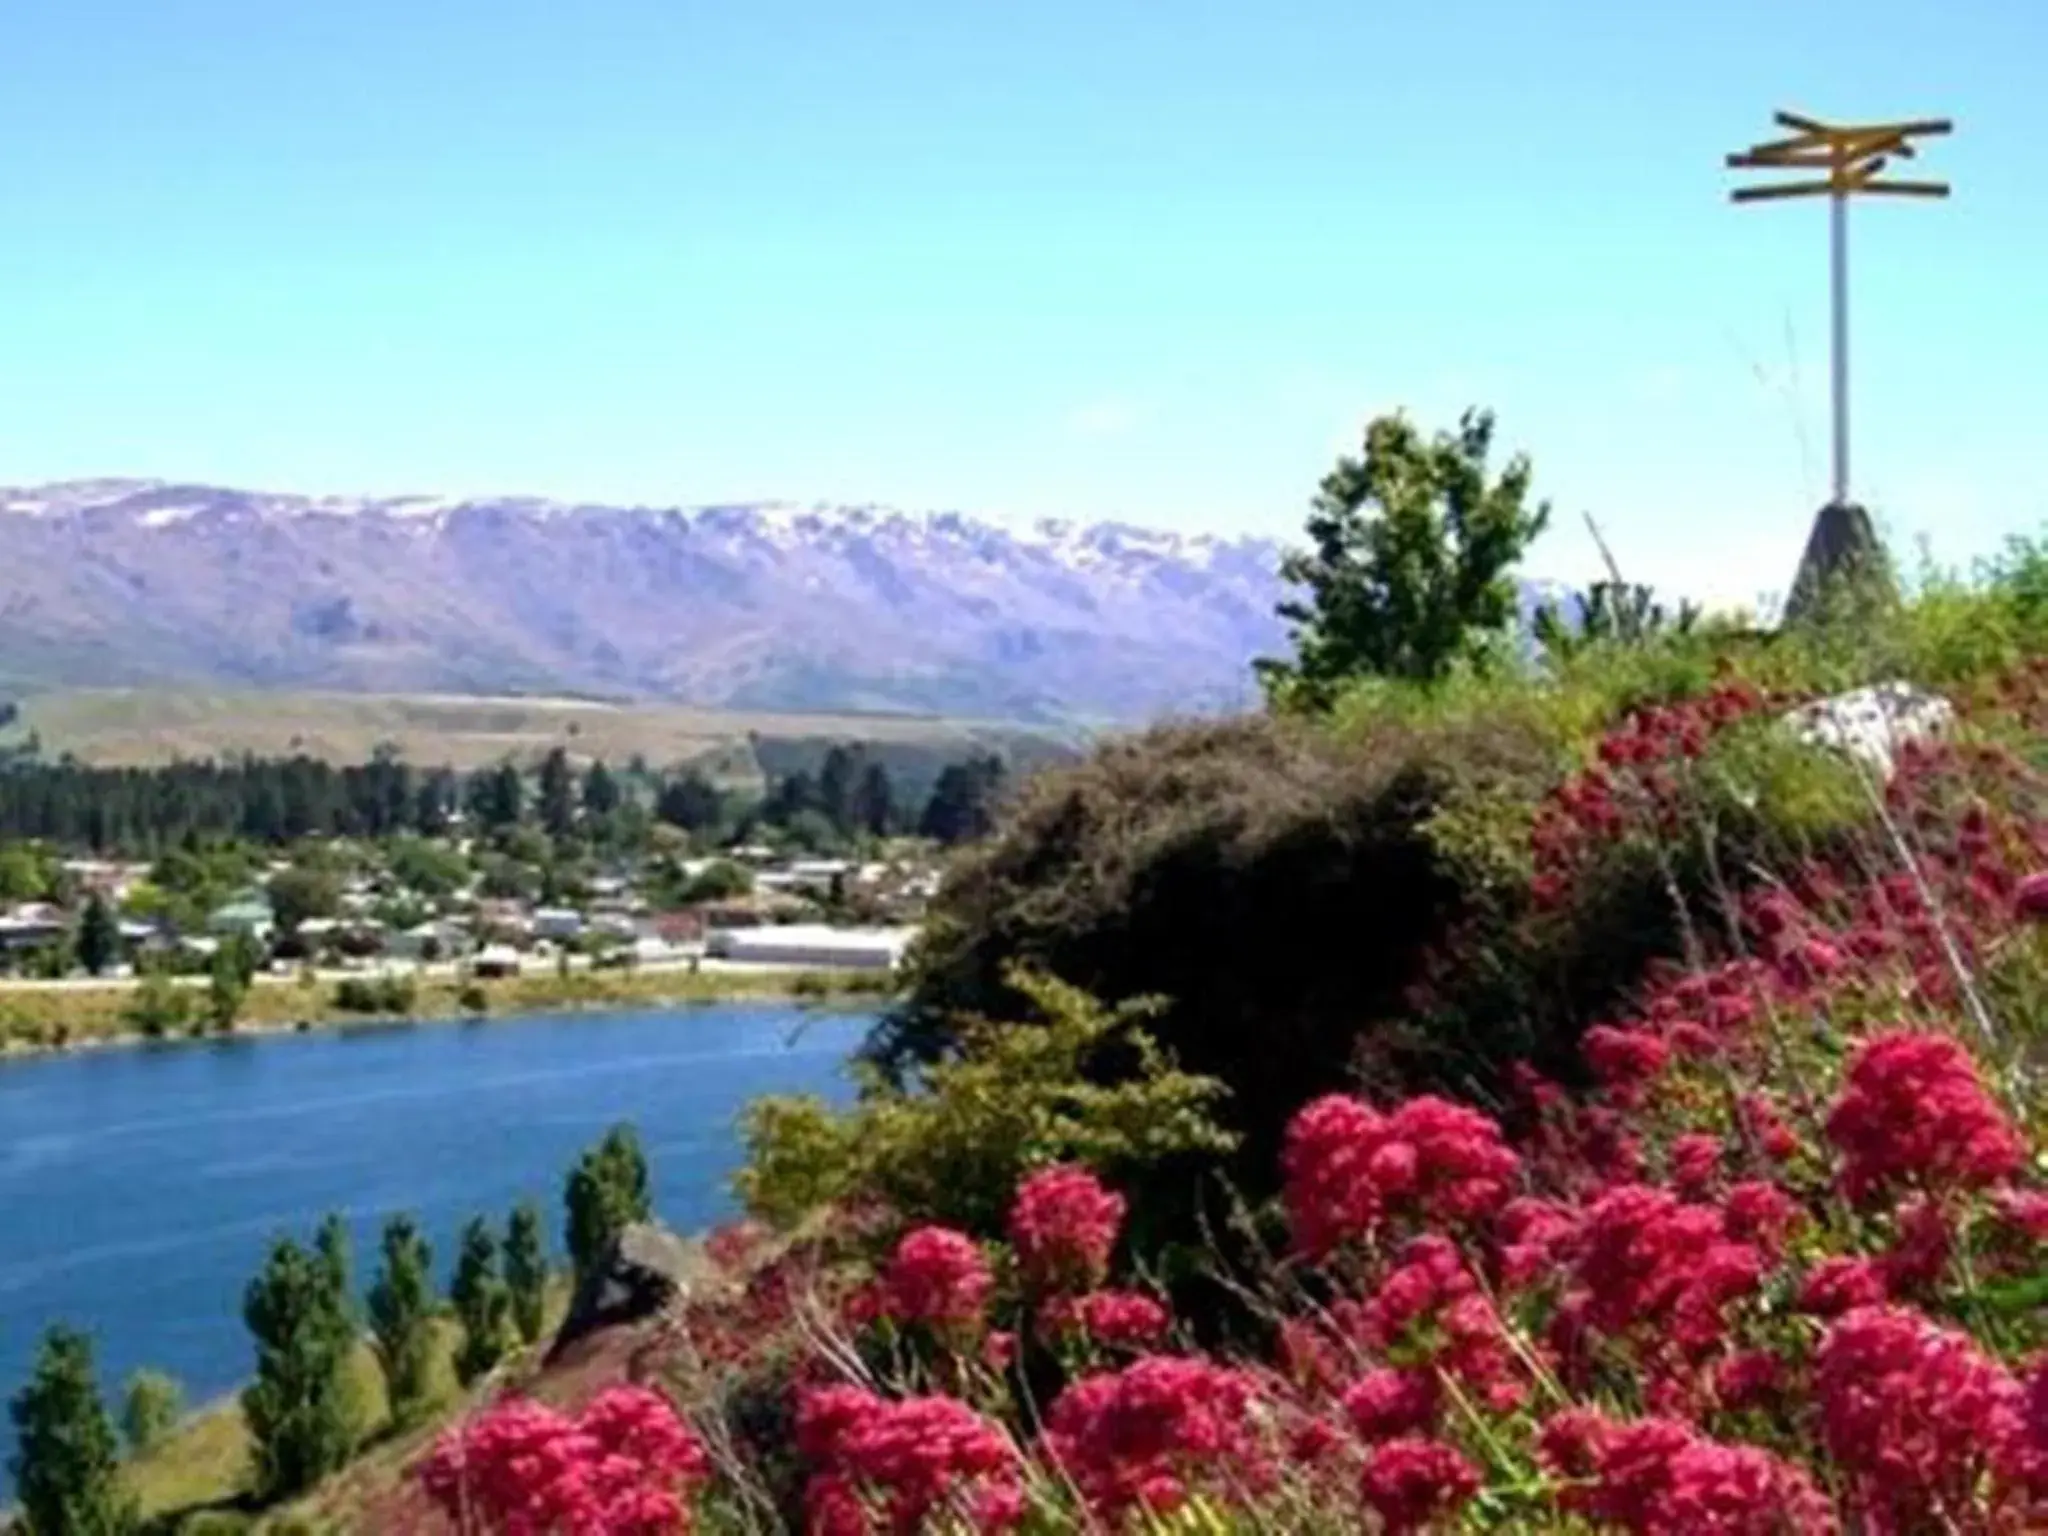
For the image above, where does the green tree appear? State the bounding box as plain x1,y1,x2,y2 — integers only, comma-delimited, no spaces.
503,1202,549,1345
1531,579,1702,664
207,938,251,1033
654,771,723,833
0,841,50,902
582,759,621,819
918,756,1005,845
852,760,896,837
123,965,191,1038
471,761,523,831
387,835,469,900
538,747,577,839
563,1123,652,1283
1254,408,1550,707
76,893,121,977
449,1217,512,1385
817,746,861,836
366,1215,436,1426
267,866,341,932
681,858,752,904
241,1229,358,1500
120,1369,183,1456
8,1326,138,1536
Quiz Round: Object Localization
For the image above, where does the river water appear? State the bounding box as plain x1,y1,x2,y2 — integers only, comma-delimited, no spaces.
0,1003,875,1494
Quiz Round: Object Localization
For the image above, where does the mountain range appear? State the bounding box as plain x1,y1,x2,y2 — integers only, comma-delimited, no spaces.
0,480,1292,722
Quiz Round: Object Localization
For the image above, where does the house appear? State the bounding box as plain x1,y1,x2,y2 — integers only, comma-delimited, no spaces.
0,902,68,953
706,923,917,971
785,859,855,894
387,919,476,963
532,907,585,942
471,944,523,979
207,893,276,943
648,909,706,946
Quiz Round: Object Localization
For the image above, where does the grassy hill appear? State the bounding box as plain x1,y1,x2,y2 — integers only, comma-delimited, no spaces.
0,687,1082,789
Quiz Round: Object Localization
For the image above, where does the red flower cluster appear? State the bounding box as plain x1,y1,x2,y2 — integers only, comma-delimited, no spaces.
1038,1289,1171,1350
1551,1183,1765,1368
876,1226,993,1335
417,1386,709,1536
797,1385,1022,1534
1813,1304,2031,1529
1538,1408,1836,1534
1006,1165,1125,1293
1042,1355,1269,1520
1824,1032,2026,1203
1358,1436,1480,1534
1281,1094,1520,1259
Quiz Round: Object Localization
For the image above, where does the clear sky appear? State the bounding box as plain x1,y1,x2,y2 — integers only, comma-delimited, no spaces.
3,1,2042,605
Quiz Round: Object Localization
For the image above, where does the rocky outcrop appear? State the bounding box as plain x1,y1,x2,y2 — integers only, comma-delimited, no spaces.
547,1223,701,1362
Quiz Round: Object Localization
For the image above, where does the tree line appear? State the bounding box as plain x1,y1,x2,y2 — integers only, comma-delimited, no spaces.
0,742,1007,856
6,1124,652,1532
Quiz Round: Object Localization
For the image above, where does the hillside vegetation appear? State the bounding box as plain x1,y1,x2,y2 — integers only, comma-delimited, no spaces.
359,415,2048,1532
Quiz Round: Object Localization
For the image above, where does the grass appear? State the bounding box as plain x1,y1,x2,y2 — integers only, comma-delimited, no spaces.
0,686,1071,775
126,1284,579,1534
0,963,897,1054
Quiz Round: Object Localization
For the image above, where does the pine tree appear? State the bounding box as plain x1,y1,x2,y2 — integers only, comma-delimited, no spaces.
504,1201,549,1345
852,761,896,837
655,771,723,833
919,756,1005,845
564,1123,652,1283
450,1217,512,1385
582,759,621,819
817,746,860,836
366,1215,436,1425
538,747,577,839
242,1231,358,1499
76,892,120,977
8,1326,138,1536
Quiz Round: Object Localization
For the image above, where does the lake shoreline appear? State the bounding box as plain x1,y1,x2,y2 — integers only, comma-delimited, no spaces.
0,963,895,1063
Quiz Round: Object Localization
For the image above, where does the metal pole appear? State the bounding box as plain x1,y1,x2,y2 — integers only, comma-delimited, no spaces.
1829,187,1849,506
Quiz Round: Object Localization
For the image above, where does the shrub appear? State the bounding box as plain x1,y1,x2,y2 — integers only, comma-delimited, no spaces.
738,967,1234,1236
120,1368,183,1455
332,972,418,1015
564,1123,652,1283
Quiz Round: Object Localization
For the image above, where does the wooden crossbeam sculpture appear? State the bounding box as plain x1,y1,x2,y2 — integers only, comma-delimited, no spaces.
1724,110,1952,513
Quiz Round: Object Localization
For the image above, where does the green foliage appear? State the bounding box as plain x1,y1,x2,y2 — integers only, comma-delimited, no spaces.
503,1201,549,1346
563,1124,653,1283
365,1215,436,1427
457,981,489,1013
385,835,468,900
1532,579,1701,664
124,967,192,1039
266,866,341,932
740,967,1235,1235
1256,408,1550,707
918,755,1005,845
450,1217,513,1386
241,1223,358,1500
8,1325,138,1536
76,893,121,977
331,972,418,1015
206,935,255,1033
654,770,725,834
120,1368,183,1456
0,840,53,901
680,858,753,904
538,747,577,840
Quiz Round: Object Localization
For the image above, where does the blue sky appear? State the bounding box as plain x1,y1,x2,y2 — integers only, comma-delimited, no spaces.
2,1,2041,605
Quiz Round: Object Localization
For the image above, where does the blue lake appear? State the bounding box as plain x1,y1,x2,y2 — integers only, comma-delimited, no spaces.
0,1003,875,1495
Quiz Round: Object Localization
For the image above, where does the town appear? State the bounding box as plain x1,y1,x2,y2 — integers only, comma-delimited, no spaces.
0,742,1004,1041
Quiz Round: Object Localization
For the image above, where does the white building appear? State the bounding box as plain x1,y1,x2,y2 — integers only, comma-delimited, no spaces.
706,924,917,971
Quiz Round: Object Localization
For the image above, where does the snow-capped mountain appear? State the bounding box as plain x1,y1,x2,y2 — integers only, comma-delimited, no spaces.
0,480,1290,721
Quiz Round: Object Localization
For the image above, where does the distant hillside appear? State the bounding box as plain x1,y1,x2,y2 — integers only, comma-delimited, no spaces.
0,480,1290,722
0,688,1080,793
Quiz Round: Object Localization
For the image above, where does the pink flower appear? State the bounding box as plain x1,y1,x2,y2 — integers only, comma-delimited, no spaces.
1825,1032,2025,1203
1538,1409,1836,1534
1814,1304,2026,1529
1038,1289,1172,1349
1042,1356,1269,1521
416,1387,709,1534
1796,1256,1889,1317
1007,1166,1126,1293
796,1385,1021,1534
2014,869,2048,920
1280,1094,1518,1259
1359,1437,1480,1534
878,1226,993,1334
1583,1026,1671,1104
1342,1367,1441,1444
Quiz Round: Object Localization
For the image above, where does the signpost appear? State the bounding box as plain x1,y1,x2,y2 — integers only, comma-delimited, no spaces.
1724,111,1950,617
